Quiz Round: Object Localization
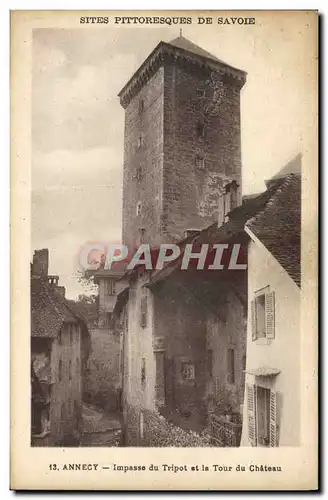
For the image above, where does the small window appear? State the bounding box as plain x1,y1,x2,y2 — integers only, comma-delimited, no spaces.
69,324,73,344
196,88,205,98
60,403,65,423
106,312,112,327
136,201,142,217
139,411,144,439
207,349,213,378
196,122,205,139
136,165,143,181
68,360,72,380
137,134,144,149
181,362,195,381
138,227,146,244
58,359,62,382
255,294,266,339
227,348,235,384
105,280,116,296
140,296,147,328
141,358,146,387
195,155,205,170
251,288,275,341
139,99,144,114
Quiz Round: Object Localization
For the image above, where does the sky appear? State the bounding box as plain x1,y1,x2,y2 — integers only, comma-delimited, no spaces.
32,15,313,298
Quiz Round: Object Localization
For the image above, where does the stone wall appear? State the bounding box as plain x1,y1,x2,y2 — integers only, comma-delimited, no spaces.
124,405,211,447
122,68,164,249
84,328,121,412
162,63,242,242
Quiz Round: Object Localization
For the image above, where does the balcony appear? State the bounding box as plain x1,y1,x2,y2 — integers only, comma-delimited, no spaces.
209,413,242,447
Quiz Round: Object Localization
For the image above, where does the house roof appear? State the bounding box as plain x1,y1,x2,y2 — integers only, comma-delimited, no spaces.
146,181,283,287
31,279,89,339
246,173,301,287
265,153,302,187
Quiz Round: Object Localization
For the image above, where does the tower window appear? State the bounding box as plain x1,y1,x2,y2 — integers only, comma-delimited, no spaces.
136,201,142,216
139,228,146,244
136,165,143,181
137,134,144,149
196,88,205,98
196,122,205,139
227,348,235,384
195,155,205,170
140,295,148,328
141,358,146,387
139,99,144,114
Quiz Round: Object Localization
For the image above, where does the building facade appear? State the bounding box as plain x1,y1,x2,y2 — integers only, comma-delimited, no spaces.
241,170,301,447
31,249,90,447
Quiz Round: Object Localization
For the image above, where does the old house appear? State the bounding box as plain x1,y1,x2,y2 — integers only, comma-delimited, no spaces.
241,161,301,447
31,249,90,446
114,35,250,446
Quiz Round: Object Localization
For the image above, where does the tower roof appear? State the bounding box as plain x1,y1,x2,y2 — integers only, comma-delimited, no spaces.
168,35,226,66
118,35,246,108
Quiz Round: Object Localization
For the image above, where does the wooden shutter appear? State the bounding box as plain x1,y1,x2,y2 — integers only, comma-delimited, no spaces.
251,299,257,341
246,384,257,446
265,291,275,339
269,390,277,447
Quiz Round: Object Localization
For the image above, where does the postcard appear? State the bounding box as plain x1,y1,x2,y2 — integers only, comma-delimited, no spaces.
10,10,318,490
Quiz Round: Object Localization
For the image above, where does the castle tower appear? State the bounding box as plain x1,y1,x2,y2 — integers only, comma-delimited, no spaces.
118,35,246,249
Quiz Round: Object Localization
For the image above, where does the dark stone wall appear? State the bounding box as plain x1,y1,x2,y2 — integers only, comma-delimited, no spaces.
153,277,208,432
162,62,242,242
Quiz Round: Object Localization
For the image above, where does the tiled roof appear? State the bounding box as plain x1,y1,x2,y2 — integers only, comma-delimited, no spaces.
146,173,301,288
31,279,85,339
246,173,301,287
146,183,282,287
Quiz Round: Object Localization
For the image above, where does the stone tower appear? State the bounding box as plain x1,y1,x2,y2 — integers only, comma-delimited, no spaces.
118,36,246,249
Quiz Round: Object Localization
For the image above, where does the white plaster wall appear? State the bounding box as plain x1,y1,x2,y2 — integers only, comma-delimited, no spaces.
241,239,300,446
125,276,156,411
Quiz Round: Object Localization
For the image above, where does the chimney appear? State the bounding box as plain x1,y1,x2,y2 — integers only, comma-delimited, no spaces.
53,286,66,300
32,249,49,278
218,180,241,227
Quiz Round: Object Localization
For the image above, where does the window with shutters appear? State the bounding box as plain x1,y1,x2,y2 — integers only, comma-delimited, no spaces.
105,280,116,296
251,287,275,341
246,383,278,447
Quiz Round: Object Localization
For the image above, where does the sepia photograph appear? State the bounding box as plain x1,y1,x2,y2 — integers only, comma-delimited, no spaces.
11,9,318,490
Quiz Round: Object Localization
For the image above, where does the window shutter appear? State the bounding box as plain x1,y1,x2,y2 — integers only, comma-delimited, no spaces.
269,390,277,447
265,291,275,339
251,299,257,341
246,384,257,446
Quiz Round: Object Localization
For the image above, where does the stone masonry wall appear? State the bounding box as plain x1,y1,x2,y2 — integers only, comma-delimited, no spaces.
122,68,164,249
124,404,211,447
162,63,242,242
84,328,121,412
